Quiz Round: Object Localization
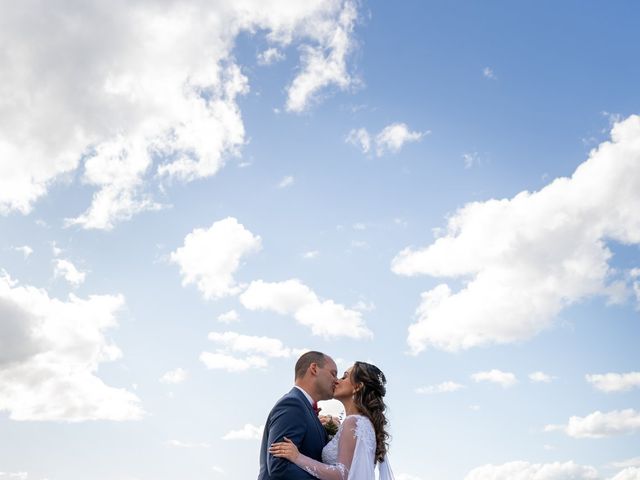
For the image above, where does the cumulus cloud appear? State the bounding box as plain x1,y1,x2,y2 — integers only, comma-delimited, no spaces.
375,123,426,156
170,217,261,300
346,128,372,153
200,331,304,372
545,409,640,438
471,369,517,388
285,1,358,112
586,372,640,392
200,352,267,372
416,381,465,394
222,423,263,440
160,368,188,384
302,250,320,259
611,458,640,469
207,331,297,357
347,123,426,156
217,309,240,324
392,115,640,353
529,371,555,383
257,47,285,66
12,246,33,259
464,461,598,480
53,259,87,286
611,468,640,480
0,272,143,421
0,1,361,227
240,279,373,338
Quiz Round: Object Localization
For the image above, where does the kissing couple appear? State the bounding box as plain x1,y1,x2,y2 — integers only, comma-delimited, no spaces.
258,351,395,479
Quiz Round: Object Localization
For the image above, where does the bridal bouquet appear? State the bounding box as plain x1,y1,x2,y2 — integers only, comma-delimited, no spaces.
320,414,340,437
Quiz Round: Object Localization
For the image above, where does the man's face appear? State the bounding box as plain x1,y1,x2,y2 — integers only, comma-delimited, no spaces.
315,357,338,401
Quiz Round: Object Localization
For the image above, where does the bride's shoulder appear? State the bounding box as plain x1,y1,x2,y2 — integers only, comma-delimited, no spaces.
343,414,374,430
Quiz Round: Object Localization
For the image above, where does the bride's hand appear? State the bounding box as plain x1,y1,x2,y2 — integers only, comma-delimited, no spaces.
269,436,300,461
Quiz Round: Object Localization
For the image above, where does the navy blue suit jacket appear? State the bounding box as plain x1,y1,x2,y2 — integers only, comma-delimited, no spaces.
258,387,328,479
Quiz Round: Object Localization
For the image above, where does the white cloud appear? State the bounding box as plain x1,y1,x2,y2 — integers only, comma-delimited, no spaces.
463,152,480,169
631,268,640,307
240,279,373,338
352,300,375,312
482,67,497,80
51,243,63,257
12,246,33,259
207,331,295,358
167,440,210,448
302,250,320,259
212,466,225,475
611,458,640,469
586,372,640,392
257,47,285,66
392,115,640,353
53,259,87,286
611,468,640,480
222,423,263,440
0,272,143,421
0,473,29,480
529,371,555,383
217,309,240,324
160,368,188,385
200,331,303,372
416,381,465,394
347,123,426,156
396,475,425,480
200,352,267,372
375,123,426,156
471,369,517,388
286,1,358,112
464,461,598,480
545,409,640,438
346,128,372,154
277,175,295,188
0,1,361,227
170,217,261,300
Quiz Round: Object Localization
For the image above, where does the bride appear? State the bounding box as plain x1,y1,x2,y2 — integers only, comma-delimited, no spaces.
269,361,395,480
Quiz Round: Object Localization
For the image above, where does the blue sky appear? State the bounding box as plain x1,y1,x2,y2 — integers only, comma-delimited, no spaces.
1,1,639,479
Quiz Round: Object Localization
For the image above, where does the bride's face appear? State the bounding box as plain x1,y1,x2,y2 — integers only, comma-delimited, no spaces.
333,366,356,400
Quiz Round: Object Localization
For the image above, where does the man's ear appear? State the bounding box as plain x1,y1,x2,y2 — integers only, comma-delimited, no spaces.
309,363,318,375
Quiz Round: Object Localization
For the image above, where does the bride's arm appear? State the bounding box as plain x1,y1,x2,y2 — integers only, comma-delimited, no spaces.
269,416,358,480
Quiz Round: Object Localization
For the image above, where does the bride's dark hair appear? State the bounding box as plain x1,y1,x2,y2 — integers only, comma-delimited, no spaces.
351,361,390,463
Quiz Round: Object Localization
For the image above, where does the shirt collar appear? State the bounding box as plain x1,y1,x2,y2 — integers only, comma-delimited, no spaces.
294,385,314,405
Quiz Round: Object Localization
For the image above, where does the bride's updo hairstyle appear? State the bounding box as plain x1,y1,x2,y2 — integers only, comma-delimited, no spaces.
351,361,390,463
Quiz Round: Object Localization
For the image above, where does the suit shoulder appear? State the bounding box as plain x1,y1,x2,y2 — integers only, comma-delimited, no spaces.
272,391,305,411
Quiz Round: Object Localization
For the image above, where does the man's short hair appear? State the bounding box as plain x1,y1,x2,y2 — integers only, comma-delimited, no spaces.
295,351,326,379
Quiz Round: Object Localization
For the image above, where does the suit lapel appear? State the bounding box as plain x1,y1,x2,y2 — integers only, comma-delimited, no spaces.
290,388,328,444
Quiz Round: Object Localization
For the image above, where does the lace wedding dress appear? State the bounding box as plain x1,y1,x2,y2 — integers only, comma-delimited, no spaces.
293,414,395,480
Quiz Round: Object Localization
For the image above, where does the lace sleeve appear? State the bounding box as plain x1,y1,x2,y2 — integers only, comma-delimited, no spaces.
290,416,359,480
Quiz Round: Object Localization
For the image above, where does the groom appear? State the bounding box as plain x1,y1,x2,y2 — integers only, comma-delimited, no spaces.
258,351,338,479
